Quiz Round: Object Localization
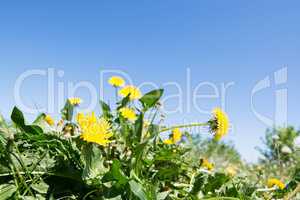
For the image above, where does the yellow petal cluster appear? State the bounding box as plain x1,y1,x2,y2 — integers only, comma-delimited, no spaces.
267,178,285,190
225,166,237,176
200,158,214,171
108,76,125,87
172,128,182,142
210,108,230,141
163,128,182,145
119,85,142,100
119,107,137,122
68,97,82,106
44,115,55,126
163,139,174,145
77,112,113,146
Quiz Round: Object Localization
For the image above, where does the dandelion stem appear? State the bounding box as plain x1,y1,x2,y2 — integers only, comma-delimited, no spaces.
256,188,277,192
115,87,119,102
159,122,209,133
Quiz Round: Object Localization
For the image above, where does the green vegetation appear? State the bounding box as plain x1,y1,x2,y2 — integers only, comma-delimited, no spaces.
0,84,299,199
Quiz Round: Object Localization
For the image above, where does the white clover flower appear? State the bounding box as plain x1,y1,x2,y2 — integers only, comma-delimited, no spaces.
281,146,292,154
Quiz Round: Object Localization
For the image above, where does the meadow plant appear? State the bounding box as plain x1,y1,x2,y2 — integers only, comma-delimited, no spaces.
0,76,299,200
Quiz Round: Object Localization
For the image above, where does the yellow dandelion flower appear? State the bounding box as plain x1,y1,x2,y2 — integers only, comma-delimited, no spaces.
163,128,182,145
267,178,285,190
76,112,84,122
68,97,82,106
108,76,125,87
119,85,142,100
208,108,230,141
200,158,214,171
172,128,182,143
163,139,174,145
44,115,54,126
119,107,137,122
225,166,237,177
77,112,113,146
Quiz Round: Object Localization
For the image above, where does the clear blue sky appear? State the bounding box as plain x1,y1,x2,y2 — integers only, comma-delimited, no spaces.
1,0,300,162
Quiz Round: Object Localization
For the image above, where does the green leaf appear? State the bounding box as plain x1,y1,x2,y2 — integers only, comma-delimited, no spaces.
33,113,46,124
82,144,107,180
61,100,74,121
204,173,230,194
191,174,205,195
0,133,7,147
25,125,43,135
156,165,180,181
134,113,144,142
117,95,130,110
0,184,17,200
100,100,113,119
11,107,43,134
293,168,300,182
139,89,164,110
157,191,170,200
11,106,25,127
132,142,148,176
101,160,129,198
102,160,128,185
129,180,148,200
31,181,49,194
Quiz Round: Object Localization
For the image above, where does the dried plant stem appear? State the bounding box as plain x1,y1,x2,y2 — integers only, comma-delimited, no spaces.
284,183,300,200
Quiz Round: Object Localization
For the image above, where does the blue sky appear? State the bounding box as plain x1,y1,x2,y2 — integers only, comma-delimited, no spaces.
1,0,300,162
